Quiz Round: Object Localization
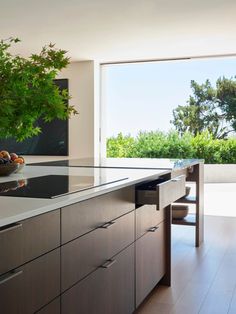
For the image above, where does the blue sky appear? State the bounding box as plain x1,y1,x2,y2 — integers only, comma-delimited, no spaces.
102,57,236,137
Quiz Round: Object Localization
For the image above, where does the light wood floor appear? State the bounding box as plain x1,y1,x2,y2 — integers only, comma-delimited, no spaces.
136,215,236,314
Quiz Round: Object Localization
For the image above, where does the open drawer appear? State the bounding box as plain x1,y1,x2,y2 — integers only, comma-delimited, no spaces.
136,175,186,210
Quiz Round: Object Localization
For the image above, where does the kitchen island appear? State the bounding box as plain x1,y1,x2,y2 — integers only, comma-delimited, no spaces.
29,157,204,247
0,159,203,314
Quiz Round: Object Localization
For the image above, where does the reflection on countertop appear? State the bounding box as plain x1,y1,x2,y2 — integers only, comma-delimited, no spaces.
28,157,203,170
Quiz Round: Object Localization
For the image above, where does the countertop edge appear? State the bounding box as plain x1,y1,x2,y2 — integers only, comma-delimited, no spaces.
0,169,169,227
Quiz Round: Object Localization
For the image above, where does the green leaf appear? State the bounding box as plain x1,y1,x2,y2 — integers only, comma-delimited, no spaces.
0,38,78,141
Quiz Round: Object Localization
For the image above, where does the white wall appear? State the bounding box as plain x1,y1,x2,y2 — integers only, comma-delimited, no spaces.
57,61,100,158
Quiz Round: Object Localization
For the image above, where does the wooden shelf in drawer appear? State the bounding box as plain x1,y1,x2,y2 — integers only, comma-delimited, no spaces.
0,248,60,314
61,210,135,291
0,210,60,276
136,175,186,209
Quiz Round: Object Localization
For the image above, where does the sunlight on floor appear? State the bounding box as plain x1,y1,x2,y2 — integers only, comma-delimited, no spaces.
204,183,236,217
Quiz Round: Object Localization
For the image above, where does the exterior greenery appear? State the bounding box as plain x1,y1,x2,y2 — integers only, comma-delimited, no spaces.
171,78,236,139
0,38,77,141
107,77,236,163
107,131,236,164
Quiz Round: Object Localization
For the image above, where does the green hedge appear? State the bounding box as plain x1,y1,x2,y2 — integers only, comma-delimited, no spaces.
107,131,236,164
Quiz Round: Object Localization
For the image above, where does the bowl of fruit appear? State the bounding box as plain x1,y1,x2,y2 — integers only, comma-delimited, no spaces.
0,151,25,176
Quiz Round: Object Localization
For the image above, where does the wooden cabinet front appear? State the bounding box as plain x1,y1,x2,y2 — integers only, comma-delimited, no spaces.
36,298,60,314
61,186,135,244
0,177,172,314
0,210,60,276
136,222,165,307
61,244,135,314
61,210,135,291
0,248,60,314
136,205,164,239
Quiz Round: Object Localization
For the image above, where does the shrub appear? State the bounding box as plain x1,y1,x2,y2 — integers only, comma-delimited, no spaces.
106,133,135,157
106,131,236,164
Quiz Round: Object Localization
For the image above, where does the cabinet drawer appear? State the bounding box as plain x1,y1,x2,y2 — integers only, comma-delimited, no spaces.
136,205,164,239
0,210,60,276
136,175,185,209
61,244,135,314
62,210,135,291
61,186,134,244
36,298,60,314
0,248,60,314
136,221,165,307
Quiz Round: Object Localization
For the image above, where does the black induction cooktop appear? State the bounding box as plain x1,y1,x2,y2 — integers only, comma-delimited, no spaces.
0,175,128,199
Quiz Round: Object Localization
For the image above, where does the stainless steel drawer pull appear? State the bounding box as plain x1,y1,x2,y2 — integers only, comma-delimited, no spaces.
100,259,117,269
0,270,23,285
148,226,159,232
99,221,116,229
0,223,23,234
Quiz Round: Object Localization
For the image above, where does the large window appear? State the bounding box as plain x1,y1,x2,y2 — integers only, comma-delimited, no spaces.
101,57,236,162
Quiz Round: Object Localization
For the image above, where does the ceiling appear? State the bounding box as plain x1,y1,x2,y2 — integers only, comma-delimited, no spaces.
1,0,236,62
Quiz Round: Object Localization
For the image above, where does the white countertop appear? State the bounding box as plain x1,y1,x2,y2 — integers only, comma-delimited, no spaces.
26,156,202,170
0,165,169,227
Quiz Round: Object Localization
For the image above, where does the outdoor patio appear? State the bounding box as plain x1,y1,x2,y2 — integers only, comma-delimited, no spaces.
204,183,236,217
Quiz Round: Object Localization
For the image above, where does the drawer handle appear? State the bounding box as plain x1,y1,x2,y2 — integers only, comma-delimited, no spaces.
148,226,159,232
171,178,181,182
100,259,117,269
0,270,23,285
99,221,116,229
0,223,23,234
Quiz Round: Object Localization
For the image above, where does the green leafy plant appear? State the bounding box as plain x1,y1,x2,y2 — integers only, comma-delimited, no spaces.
171,78,236,139
107,131,236,164
0,37,77,141
107,133,136,157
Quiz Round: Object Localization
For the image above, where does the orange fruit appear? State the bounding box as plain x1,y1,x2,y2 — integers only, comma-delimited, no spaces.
14,157,24,164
